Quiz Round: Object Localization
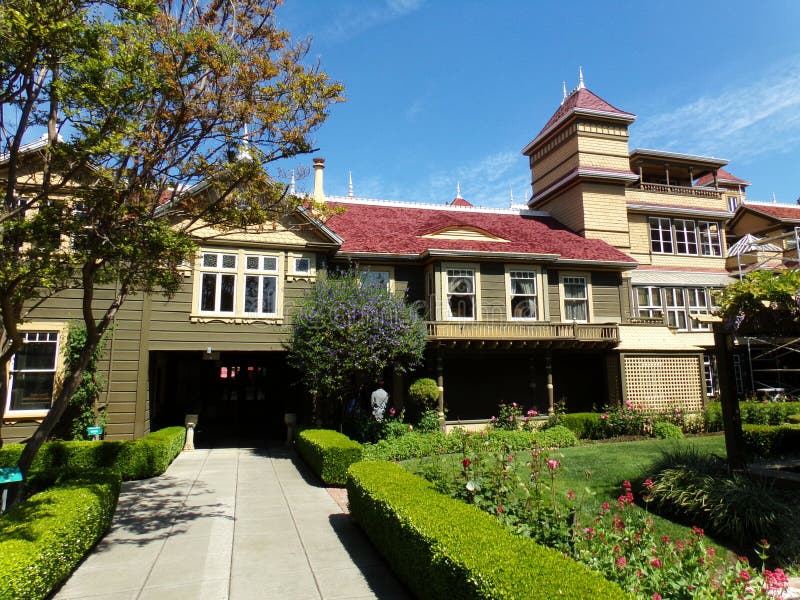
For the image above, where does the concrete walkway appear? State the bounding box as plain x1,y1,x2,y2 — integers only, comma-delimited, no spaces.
55,447,409,600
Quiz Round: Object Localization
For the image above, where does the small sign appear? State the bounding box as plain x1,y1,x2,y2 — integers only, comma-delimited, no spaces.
87,426,103,436
0,467,23,484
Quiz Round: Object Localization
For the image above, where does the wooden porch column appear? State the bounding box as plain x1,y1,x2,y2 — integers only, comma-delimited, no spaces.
545,352,554,414
436,350,445,432
713,170,719,189
665,163,670,187
638,165,643,185
713,323,747,471
688,167,694,187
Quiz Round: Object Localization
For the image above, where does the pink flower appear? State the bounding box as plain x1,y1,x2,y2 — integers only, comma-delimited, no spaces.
462,458,471,468
691,526,705,537
512,402,517,407
389,407,396,417
527,409,538,416
652,594,662,600
616,556,627,567
738,570,751,582
643,478,654,490
507,455,513,462
496,504,504,514
567,489,575,500
650,558,662,568
600,414,608,420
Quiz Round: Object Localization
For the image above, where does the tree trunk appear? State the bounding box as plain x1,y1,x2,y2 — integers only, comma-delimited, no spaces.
713,323,747,472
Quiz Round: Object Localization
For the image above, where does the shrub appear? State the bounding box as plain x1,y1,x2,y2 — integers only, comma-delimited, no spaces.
555,413,602,439
362,430,460,461
347,461,627,600
416,409,441,433
296,429,362,486
788,414,800,425
652,421,684,440
599,401,648,437
0,470,121,600
742,424,800,457
705,401,800,432
0,427,185,480
407,378,439,410
536,425,579,448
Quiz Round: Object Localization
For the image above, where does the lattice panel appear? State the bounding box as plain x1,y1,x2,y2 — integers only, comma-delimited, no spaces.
622,354,704,413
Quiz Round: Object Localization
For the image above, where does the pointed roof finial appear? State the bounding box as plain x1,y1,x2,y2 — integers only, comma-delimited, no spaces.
561,81,568,105
578,65,585,89
348,171,354,197
236,123,253,162
509,188,515,209
289,170,296,195
456,181,462,199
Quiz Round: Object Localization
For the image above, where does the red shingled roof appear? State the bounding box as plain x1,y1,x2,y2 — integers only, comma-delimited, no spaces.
533,88,636,143
743,203,800,222
449,197,473,207
325,201,635,264
696,168,750,187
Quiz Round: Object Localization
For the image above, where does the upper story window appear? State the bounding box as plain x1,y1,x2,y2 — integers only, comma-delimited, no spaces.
634,286,717,332
243,255,278,316
509,270,538,319
446,268,475,320
563,275,588,322
197,250,282,318
200,252,237,313
360,270,391,291
650,217,723,257
6,331,60,416
728,196,739,212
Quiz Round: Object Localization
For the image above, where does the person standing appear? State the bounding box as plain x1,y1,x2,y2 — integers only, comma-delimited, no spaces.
371,380,389,421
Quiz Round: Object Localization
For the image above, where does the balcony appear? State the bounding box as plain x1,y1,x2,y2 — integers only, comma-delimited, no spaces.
637,182,723,200
426,321,620,348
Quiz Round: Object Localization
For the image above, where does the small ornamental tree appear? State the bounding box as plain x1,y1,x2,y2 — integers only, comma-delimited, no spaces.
715,269,800,335
289,269,427,427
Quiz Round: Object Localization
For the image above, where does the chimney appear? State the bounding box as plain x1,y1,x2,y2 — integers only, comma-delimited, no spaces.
313,157,325,201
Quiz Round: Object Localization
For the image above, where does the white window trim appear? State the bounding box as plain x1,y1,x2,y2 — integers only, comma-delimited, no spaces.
287,252,316,279
442,262,481,321
193,249,284,321
4,324,67,419
359,265,395,294
242,254,280,317
505,265,542,321
559,272,593,323
198,251,238,315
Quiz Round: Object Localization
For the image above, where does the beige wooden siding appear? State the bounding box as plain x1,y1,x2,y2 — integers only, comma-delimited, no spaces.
479,263,507,321
535,186,586,235
547,270,561,321
591,272,623,321
626,188,727,212
581,183,631,249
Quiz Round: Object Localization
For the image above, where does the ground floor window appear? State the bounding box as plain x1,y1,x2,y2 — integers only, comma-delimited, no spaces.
6,331,59,414
703,354,717,397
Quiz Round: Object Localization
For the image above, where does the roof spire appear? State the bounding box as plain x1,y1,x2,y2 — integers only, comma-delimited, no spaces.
348,171,354,197
509,188,514,208
578,65,585,89
236,123,253,162
561,81,567,105
289,170,295,195
456,181,462,199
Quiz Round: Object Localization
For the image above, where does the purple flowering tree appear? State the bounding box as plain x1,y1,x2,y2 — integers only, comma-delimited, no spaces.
289,268,427,426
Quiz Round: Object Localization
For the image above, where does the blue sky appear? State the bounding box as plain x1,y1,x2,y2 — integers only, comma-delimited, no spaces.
277,0,800,208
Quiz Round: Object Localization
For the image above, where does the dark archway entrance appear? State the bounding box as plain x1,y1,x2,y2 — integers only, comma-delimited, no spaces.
150,351,299,446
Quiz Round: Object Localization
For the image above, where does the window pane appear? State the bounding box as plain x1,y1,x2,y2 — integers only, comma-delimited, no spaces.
262,277,277,313
244,275,259,312
262,257,277,271
361,271,390,289
564,277,586,299
201,273,217,311
565,301,587,321
511,297,537,318
10,372,55,411
15,341,57,370
512,278,536,295
448,275,474,294
295,258,310,273
449,295,474,318
222,254,236,269
246,256,259,270
203,254,217,268
220,274,235,312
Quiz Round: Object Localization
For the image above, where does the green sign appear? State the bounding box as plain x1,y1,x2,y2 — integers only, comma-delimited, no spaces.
87,426,103,436
0,467,23,484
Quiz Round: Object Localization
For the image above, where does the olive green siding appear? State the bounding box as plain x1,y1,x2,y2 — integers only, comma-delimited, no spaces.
547,270,562,320
479,263,507,320
394,264,425,304
591,272,623,322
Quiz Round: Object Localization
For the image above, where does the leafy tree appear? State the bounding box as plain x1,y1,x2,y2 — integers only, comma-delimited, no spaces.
289,269,427,427
715,270,800,335
0,0,344,495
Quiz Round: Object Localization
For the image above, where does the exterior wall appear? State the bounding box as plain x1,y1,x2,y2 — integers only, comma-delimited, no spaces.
627,212,729,269
580,183,631,249
529,124,580,191
546,270,561,321
591,272,623,322
535,186,586,236
479,262,507,321
576,122,631,172
626,188,728,213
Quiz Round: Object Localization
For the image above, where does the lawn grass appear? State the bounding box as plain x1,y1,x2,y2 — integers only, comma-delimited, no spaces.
405,434,733,557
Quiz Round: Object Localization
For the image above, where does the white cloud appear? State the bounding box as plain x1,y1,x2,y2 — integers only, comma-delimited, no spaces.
322,0,423,43
632,55,800,163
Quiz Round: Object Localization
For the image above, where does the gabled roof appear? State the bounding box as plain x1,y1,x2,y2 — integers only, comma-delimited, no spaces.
449,197,473,207
738,202,800,223
695,167,750,187
325,199,636,266
522,88,636,154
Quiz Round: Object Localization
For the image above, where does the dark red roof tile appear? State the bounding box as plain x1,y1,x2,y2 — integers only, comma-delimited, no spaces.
449,197,473,207
743,203,800,222
696,168,750,187
326,201,635,264
533,88,635,144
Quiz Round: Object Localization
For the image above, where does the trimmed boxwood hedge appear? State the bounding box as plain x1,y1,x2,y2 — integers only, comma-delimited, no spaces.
704,401,800,432
742,423,800,457
0,426,185,480
347,461,626,600
557,412,603,439
0,470,121,600
296,429,362,486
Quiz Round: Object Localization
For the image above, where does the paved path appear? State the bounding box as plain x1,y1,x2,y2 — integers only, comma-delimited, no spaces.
55,447,409,600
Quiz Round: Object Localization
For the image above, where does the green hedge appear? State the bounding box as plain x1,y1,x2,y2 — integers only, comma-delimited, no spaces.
347,461,625,600
0,471,121,600
0,427,185,480
704,401,800,432
742,424,800,457
554,413,602,439
296,429,362,486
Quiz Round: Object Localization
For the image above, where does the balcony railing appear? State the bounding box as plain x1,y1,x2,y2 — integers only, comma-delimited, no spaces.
426,321,620,343
638,182,722,200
